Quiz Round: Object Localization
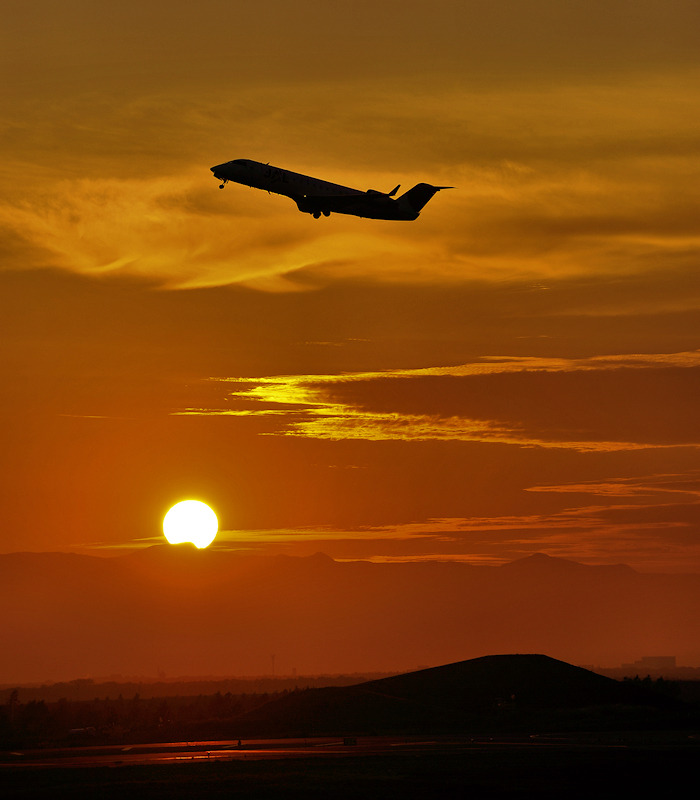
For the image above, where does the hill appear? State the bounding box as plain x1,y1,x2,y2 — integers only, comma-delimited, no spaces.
230,655,685,736
231,654,684,736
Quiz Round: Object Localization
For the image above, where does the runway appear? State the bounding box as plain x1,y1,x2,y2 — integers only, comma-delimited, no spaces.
0,736,482,769
4,731,688,770
3,734,699,800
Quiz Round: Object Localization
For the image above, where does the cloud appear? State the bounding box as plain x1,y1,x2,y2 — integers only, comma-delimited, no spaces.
528,472,700,499
302,470,700,570
178,350,700,451
0,174,423,290
2,57,699,291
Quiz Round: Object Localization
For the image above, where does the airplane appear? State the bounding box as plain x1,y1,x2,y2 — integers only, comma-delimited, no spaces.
210,158,450,220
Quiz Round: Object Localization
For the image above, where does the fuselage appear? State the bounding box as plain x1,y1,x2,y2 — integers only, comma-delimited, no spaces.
211,159,361,200
210,159,446,220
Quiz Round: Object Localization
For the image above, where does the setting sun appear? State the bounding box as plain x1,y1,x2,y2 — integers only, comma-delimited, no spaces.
163,500,218,549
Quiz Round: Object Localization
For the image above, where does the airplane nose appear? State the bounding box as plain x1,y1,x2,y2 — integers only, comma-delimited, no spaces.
211,163,230,178
211,163,229,188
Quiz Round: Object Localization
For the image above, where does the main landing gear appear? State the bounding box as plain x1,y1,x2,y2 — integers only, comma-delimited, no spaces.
219,179,228,189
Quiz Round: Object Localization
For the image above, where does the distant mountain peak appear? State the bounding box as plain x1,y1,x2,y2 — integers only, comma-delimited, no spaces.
307,551,335,563
501,552,636,574
502,552,583,569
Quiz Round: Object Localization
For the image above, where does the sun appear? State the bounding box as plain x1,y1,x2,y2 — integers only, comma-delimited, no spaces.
163,500,218,549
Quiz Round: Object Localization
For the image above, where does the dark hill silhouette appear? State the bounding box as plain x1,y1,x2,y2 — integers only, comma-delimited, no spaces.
361,653,655,708
232,654,681,737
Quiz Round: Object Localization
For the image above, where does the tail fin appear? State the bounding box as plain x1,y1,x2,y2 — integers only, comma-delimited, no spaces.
398,183,451,214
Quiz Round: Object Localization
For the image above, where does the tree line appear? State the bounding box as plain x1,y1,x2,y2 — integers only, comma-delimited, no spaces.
0,672,390,704
0,688,286,748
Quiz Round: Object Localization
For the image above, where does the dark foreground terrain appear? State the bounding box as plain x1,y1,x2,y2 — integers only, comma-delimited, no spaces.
4,655,698,797
3,733,699,799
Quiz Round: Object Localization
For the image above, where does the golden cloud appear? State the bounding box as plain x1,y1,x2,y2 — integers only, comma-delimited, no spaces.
2,67,698,291
177,351,700,451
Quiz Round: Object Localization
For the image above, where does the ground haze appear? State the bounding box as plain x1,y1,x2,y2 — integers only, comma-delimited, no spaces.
2,549,699,683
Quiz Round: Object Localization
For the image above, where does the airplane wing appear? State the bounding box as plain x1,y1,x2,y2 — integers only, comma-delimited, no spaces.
294,191,397,219
292,183,444,220
313,194,383,211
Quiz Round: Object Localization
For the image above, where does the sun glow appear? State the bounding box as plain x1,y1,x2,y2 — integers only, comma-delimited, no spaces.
163,500,218,549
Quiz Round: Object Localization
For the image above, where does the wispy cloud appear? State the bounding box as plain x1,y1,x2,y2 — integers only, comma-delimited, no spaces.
2,66,699,292
301,472,700,569
529,472,700,499
177,351,700,451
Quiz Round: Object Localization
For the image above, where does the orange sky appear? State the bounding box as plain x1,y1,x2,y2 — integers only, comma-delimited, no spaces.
2,0,700,571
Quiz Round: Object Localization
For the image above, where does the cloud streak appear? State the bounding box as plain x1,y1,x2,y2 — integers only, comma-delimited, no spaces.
179,351,700,451
225,472,700,570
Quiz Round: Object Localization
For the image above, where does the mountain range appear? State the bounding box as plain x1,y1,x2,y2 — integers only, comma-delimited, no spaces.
2,548,699,683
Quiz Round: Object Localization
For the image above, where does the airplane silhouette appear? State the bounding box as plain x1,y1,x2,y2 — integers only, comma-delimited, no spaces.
210,159,450,220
